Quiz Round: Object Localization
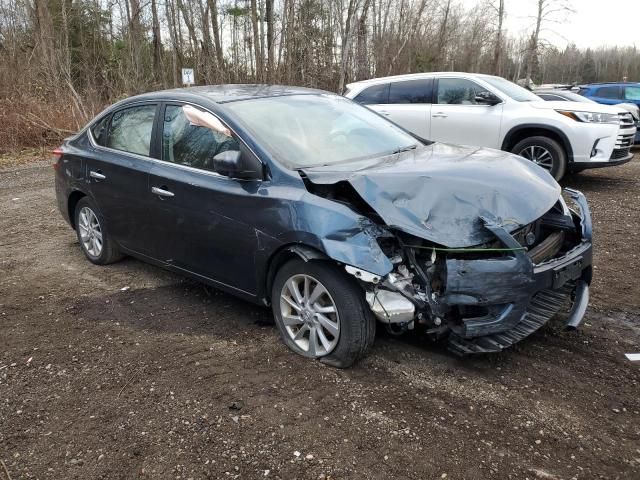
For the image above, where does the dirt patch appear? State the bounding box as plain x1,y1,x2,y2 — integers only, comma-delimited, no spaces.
1,152,639,479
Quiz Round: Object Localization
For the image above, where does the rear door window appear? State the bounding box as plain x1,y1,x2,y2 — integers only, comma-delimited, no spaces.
162,104,240,172
388,79,433,104
436,78,485,105
353,83,389,105
90,115,110,146
106,104,157,156
595,86,622,99
624,86,640,101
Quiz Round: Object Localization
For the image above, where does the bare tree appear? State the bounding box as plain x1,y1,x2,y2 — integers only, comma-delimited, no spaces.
151,0,163,85
265,0,275,82
525,0,574,84
337,0,359,93
489,0,505,75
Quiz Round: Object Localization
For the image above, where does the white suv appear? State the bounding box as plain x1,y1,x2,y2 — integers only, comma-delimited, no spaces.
345,72,636,180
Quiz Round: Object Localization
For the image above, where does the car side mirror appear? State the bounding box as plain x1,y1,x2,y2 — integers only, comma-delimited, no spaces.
212,150,262,180
475,91,501,106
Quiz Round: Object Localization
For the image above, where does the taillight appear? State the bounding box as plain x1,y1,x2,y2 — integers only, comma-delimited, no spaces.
52,147,63,170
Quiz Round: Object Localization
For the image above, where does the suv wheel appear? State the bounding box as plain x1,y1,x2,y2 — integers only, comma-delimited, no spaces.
271,259,375,368
74,197,124,265
512,136,567,181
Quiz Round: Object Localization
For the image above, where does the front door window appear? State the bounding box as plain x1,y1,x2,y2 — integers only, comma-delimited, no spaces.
162,105,239,171
437,78,485,105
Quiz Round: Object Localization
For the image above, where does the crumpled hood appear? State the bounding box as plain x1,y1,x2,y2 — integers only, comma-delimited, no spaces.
301,143,561,248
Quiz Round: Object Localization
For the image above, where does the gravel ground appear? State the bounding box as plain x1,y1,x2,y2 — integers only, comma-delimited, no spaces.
1,150,639,479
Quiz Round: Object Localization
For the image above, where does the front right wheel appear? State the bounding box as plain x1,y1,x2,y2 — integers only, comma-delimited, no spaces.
512,135,567,180
271,259,375,368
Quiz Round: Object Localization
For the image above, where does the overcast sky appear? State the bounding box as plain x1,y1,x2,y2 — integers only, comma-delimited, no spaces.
459,0,639,49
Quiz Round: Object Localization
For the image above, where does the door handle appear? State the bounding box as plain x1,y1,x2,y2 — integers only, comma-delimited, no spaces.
432,112,448,118
379,110,391,116
151,186,175,198
89,170,106,180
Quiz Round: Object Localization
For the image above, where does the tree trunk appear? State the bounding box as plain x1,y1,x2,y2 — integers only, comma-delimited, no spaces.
355,0,371,80
337,0,358,93
206,0,225,74
265,0,274,82
151,0,163,85
526,0,544,84
435,0,451,70
165,0,181,86
492,0,504,76
250,0,263,81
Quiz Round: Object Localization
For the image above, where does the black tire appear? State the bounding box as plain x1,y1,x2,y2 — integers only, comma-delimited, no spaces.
512,135,567,181
271,259,375,368
74,196,124,265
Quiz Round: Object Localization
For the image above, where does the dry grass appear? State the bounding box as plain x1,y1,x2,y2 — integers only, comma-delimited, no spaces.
0,148,49,168
0,95,88,154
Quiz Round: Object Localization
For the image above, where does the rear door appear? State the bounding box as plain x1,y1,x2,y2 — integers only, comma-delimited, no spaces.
430,77,503,148
378,79,433,139
146,103,263,295
85,103,159,255
591,85,623,105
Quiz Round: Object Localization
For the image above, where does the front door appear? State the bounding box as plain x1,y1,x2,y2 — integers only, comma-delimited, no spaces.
146,103,263,296
591,85,623,105
430,78,503,148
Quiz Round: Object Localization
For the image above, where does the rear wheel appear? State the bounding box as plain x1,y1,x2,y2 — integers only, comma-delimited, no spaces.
74,197,123,265
512,136,567,181
271,259,375,368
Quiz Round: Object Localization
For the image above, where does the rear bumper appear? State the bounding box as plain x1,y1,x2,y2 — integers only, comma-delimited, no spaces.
446,189,593,354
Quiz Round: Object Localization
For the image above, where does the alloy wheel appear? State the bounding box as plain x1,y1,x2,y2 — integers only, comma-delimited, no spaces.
519,145,554,170
279,274,340,357
78,206,103,258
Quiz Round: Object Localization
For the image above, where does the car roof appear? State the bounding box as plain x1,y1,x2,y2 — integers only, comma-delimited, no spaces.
534,89,571,94
117,84,330,105
579,82,640,87
347,72,498,88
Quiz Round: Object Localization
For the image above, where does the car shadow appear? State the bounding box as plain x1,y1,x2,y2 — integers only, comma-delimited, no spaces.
70,266,581,370
72,280,273,338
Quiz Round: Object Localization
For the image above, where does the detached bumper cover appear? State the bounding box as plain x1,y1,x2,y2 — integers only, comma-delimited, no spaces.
446,189,593,355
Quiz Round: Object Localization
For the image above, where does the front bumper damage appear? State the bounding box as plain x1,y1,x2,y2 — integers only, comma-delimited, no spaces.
353,189,593,355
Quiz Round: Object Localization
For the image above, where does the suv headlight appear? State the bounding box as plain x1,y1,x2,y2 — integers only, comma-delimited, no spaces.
556,110,619,125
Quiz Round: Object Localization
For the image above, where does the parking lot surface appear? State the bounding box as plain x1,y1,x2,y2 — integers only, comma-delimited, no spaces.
1,151,639,479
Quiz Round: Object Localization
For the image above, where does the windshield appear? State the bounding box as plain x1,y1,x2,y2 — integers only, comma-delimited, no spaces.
536,91,596,103
561,91,596,103
225,94,419,168
481,76,542,102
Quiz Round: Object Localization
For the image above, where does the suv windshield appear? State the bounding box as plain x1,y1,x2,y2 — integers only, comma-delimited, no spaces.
225,94,418,168
481,76,541,102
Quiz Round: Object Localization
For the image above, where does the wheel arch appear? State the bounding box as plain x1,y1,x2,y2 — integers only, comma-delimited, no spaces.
262,244,331,305
501,124,574,163
67,190,87,230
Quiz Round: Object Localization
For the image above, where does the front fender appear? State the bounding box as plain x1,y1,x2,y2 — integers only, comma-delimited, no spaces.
252,191,394,302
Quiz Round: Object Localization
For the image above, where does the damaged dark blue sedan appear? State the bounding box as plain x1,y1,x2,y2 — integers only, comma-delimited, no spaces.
54,85,593,367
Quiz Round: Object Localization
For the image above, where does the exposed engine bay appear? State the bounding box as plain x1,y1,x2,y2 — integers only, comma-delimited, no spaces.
344,190,592,354
299,145,593,355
